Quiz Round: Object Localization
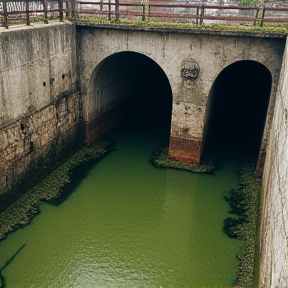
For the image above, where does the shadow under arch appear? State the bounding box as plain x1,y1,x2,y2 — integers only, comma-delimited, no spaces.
85,51,173,146
202,60,272,167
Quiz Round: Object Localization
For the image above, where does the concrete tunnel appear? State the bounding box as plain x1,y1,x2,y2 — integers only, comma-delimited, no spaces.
87,54,272,168
86,51,173,146
203,60,272,160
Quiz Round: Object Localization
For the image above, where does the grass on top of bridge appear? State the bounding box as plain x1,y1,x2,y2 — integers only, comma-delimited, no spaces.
70,16,288,37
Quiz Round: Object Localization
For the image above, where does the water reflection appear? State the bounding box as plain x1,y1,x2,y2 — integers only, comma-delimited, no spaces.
0,120,241,288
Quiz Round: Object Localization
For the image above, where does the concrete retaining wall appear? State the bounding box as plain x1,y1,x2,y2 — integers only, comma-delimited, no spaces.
259,37,288,288
0,23,81,201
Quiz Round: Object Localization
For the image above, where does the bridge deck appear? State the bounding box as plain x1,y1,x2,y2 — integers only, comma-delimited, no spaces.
75,20,288,38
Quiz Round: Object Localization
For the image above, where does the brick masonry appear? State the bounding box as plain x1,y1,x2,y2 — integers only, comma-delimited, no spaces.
168,136,201,164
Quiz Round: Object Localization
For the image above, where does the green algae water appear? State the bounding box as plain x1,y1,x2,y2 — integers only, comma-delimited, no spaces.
0,113,241,288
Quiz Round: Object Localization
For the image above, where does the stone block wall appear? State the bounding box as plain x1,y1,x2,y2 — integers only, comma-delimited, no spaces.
0,22,82,206
259,37,288,287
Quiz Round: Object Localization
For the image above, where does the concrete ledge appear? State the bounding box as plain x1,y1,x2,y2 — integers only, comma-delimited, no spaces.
75,22,287,39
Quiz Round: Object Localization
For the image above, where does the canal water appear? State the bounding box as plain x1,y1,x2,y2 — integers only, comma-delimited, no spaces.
0,108,242,288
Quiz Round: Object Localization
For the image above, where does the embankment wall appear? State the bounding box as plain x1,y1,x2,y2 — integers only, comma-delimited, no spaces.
0,23,81,208
259,37,288,287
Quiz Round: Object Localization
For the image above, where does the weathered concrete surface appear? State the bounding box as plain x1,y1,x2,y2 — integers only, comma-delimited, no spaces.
77,25,285,164
83,51,142,146
259,37,288,288
0,21,287,285
0,22,81,195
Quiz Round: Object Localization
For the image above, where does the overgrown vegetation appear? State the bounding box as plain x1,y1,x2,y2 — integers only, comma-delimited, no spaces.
0,137,114,242
236,0,264,6
223,157,261,288
71,16,288,36
150,145,221,174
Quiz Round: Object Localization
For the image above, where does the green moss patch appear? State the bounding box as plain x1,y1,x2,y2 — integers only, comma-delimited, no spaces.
72,16,288,37
150,145,220,174
223,157,261,288
0,138,114,242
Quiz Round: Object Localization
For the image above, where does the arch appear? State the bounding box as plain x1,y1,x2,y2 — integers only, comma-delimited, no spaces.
202,60,272,165
85,51,173,146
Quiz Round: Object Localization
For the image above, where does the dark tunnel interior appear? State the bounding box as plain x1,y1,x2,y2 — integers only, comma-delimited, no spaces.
112,52,173,131
98,54,272,159
204,61,272,156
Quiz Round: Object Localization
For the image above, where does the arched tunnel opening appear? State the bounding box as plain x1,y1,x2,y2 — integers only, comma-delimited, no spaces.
203,61,272,158
88,52,172,144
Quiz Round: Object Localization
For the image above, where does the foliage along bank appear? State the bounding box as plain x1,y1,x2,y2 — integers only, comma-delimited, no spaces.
0,122,83,213
151,146,261,288
150,145,221,174
223,157,261,288
0,137,114,242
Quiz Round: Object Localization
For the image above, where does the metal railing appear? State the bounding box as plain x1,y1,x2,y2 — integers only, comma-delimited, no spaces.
0,0,68,28
0,0,288,29
70,0,288,26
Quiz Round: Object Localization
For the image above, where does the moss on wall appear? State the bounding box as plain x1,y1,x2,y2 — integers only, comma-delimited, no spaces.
73,17,288,38
0,122,83,213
